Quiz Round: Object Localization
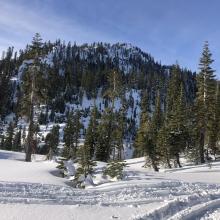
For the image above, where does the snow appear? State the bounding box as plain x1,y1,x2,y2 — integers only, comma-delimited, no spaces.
1,150,220,219
0,150,66,186
64,159,75,176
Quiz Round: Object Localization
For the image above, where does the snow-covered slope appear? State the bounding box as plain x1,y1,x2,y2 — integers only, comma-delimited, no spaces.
0,150,66,186
1,150,220,219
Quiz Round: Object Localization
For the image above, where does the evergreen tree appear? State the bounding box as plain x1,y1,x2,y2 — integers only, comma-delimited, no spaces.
21,33,46,162
157,123,172,168
30,33,43,56
74,143,96,188
84,105,99,159
12,127,22,151
134,90,151,157
166,83,188,167
0,47,14,119
96,70,124,162
4,122,14,151
184,104,199,163
104,160,126,180
63,110,82,159
194,41,216,163
216,82,220,144
45,125,60,160
208,83,220,157
96,108,113,162
105,70,123,108
112,110,125,160
0,135,5,150
134,91,160,171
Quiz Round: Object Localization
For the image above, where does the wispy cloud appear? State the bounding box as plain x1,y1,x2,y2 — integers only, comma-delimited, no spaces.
0,1,113,52
0,0,219,78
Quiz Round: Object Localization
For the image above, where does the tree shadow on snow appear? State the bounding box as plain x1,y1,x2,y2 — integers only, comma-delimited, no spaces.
0,151,24,161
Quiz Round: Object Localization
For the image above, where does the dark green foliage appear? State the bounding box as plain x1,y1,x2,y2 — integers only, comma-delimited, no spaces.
20,33,48,162
84,106,99,159
56,158,67,177
96,108,113,162
38,111,47,125
157,123,172,168
0,47,14,119
166,83,188,167
74,144,96,188
0,135,5,149
96,70,124,162
194,41,216,163
135,107,160,171
4,122,14,151
12,127,22,151
63,110,83,159
134,90,161,171
1,35,220,172
103,161,126,180
45,125,60,160
208,83,220,157
112,110,125,160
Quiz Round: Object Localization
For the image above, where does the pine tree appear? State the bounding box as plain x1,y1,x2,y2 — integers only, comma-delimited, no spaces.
157,123,172,168
63,110,82,159
208,82,220,158
30,33,43,57
140,90,151,113
96,108,113,162
148,91,163,170
12,127,22,151
21,33,46,162
135,91,160,171
96,70,124,162
4,122,14,151
74,143,96,188
0,47,14,119
104,160,126,180
112,110,125,160
216,82,220,145
195,41,216,163
185,105,198,163
166,83,188,167
0,135,5,150
84,105,99,159
134,90,150,157
45,125,60,160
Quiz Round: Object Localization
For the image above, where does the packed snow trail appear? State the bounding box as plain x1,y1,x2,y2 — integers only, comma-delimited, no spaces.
1,180,220,219
1,151,220,219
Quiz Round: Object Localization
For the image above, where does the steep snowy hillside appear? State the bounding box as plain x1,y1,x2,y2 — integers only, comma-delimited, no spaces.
1,150,220,220
0,41,196,156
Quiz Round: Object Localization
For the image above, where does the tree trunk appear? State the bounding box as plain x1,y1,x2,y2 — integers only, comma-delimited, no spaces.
47,147,53,160
166,151,172,168
25,69,35,162
199,131,205,164
175,153,182,168
25,109,34,162
151,159,159,172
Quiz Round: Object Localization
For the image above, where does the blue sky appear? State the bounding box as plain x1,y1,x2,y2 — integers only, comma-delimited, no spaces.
0,0,220,78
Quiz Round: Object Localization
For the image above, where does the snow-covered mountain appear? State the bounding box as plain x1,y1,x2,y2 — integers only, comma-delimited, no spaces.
0,41,196,157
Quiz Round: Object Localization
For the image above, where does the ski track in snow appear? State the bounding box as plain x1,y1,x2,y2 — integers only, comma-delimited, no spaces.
1,180,220,219
1,151,220,219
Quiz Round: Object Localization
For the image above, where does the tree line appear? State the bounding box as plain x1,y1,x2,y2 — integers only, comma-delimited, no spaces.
0,34,219,184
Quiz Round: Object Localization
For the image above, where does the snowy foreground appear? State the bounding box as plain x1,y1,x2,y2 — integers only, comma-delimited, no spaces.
1,151,220,219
